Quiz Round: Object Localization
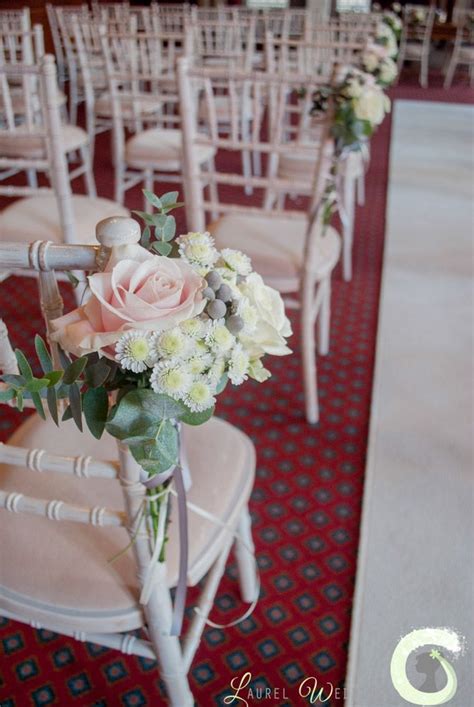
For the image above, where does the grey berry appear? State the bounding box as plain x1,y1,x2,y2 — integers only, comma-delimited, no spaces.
226,314,244,335
203,286,215,301
206,270,221,291
207,299,227,319
216,284,232,302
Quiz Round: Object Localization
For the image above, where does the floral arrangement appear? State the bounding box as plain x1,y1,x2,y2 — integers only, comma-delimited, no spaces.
0,192,292,620
309,67,390,225
374,21,399,59
406,7,427,27
382,10,403,41
361,42,398,87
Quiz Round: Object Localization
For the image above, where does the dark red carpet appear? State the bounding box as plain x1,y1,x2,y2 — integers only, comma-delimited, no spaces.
0,71,472,707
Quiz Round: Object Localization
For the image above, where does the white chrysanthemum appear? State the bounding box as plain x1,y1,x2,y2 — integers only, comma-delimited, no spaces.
185,379,216,412
206,320,235,353
379,57,398,85
228,344,250,385
237,296,259,335
248,358,271,383
207,356,226,385
177,232,218,273
215,266,238,285
115,331,157,373
155,327,191,359
186,351,213,376
180,318,207,339
362,51,380,73
344,77,364,98
220,248,253,276
150,362,192,399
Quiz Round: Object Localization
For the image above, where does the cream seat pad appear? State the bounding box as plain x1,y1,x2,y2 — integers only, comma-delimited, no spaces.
95,91,163,119
0,125,89,159
210,213,341,293
0,195,129,244
125,128,216,171
0,415,254,618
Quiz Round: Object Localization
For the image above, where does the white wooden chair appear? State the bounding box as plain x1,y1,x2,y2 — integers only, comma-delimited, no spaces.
54,5,91,125
398,4,435,87
0,218,257,707
265,34,366,281
0,55,128,257
186,17,260,192
444,9,474,87
99,26,217,211
151,3,191,35
178,58,341,423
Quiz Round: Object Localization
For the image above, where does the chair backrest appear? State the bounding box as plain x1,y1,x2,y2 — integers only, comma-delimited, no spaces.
187,18,257,71
0,24,44,69
177,57,335,274
0,221,144,551
452,8,474,46
0,7,31,34
0,55,75,242
151,3,191,34
402,4,436,44
266,33,365,74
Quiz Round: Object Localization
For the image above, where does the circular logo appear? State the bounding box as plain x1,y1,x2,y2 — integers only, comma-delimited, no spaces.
390,628,462,705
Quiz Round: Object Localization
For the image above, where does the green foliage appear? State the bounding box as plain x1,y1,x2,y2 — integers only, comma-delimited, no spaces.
83,386,108,439
133,190,183,255
106,389,186,445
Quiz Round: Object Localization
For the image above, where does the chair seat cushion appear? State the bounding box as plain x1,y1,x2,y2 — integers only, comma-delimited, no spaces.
0,414,254,631
210,213,341,293
125,128,216,171
199,93,254,125
0,195,129,245
0,125,89,159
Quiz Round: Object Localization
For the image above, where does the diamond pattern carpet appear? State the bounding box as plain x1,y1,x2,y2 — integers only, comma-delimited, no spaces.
0,71,472,707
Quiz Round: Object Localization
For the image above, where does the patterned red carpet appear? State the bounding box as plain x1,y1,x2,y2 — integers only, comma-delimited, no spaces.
0,72,472,707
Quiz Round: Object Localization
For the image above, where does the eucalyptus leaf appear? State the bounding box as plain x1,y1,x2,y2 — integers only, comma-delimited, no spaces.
15,349,33,380
25,377,50,393
1,373,26,388
132,210,155,225
47,386,59,426
180,404,215,426
31,391,46,420
85,359,112,388
65,271,80,289
160,191,179,207
162,216,176,242
62,405,73,422
0,389,15,402
130,420,179,475
69,383,83,431
44,370,63,387
152,241,172,256
62,356,87,385
143,190,162,209
83,386,108,439
16,390,24,412
106,389,186,444
35,335,53,374
141,225,151,249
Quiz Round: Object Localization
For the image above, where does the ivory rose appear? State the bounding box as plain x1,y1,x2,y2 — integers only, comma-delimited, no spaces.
353,86,390,126
51,246,205,358
238,273,292,357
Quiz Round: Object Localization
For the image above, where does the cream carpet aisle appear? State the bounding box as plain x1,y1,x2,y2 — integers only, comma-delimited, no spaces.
346,100,474,706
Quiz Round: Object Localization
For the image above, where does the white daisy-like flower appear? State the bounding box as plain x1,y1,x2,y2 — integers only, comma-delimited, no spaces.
150,362,192,399
155,327,191,360
206,320,235,353
228,344,250,385
207,356,226,385
177,232,218,274
221,248,252,276
185,379,216,412
115,331,157,373
186,351,213,376
237,296,259,335
180,318,208,339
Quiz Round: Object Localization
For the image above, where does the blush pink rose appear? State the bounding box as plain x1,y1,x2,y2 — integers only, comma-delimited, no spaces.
50,245,205,358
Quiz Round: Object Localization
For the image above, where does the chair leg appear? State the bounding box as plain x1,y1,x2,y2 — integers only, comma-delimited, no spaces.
145,569,194,707
69,70,78,126
241,119,253,195
206,158,219,222
420,54,429,88
235,506,258,603
252,148,262,178
444,54,456,88
301,291,319,424
144,170,154,212
317,277,331,357
356,172,365,206
79,145,96,198
26,169,38,189
342,175,355,282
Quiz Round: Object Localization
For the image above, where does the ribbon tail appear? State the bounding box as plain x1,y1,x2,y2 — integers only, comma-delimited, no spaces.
170,462,188,636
